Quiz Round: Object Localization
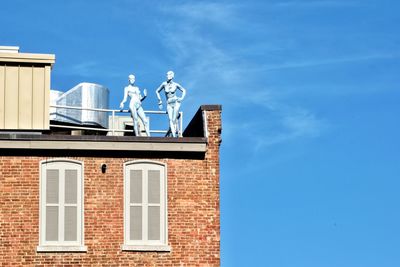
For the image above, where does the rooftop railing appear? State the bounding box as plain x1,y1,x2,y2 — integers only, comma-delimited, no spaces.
49,105,183,137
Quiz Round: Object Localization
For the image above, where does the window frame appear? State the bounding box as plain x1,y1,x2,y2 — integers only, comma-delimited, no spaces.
122,160,170,252
37,159,87,252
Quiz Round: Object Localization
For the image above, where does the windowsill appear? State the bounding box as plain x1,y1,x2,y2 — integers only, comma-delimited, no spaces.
121,244,171,252
36,245,88,252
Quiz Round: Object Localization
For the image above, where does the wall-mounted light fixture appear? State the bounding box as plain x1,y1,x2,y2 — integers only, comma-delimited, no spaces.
101,163,107,173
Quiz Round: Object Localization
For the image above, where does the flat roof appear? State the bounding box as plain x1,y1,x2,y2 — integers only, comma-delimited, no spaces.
0,52,55,65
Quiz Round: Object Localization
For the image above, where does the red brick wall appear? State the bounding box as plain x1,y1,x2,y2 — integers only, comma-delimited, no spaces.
0,109,221,266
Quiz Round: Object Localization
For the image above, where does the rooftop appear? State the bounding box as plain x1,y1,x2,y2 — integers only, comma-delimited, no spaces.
0,105,221,158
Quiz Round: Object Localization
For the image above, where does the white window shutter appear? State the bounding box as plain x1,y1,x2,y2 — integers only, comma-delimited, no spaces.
39,160,84,250
64,206,77,241
64,169,78,241
148,170,161,240
148,170,160,204
46,170,59,204
45,206,59,241
65,170,77,204
130,170,142,204
45,169,59,241
130,170,143,240
124,161,167,248
130,206,142,240
148,206,160,240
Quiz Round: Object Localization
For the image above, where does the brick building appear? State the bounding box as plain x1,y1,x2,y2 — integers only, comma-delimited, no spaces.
0,47,222,266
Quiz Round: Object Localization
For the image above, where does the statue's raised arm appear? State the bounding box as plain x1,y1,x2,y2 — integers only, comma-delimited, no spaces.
175,82,186,102
155,71,186,137
156,81,167,110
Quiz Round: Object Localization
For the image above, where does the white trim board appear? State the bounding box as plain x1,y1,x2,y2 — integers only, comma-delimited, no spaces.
0,140,206,152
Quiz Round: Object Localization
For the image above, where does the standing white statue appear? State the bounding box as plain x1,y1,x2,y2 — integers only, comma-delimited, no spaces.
119,74,150,136
156,71,186,137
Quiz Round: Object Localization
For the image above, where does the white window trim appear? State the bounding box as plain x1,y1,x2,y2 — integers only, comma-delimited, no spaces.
122,160,170,252
36,245,87,252
121,244,171,252
37,159,86,252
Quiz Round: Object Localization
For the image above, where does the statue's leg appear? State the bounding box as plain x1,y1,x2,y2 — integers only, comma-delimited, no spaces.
172,102,181,136
131,108,139,136
137,107,149,136
167,104,176,137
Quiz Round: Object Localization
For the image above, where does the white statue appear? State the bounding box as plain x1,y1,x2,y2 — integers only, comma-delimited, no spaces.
156,71,186,137
119,74,149,136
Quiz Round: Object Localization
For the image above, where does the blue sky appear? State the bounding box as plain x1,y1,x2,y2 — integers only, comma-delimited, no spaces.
2,0,400,266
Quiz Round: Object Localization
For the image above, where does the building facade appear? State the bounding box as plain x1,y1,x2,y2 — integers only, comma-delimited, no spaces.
0,48,222,266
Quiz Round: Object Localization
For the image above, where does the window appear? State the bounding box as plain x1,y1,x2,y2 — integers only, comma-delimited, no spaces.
122,161,170,251
37,159,86,252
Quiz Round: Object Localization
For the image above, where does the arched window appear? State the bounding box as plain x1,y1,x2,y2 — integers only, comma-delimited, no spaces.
122,161,170,251
37,159,86,252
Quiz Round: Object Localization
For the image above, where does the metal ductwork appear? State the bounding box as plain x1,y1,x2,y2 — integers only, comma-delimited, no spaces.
50,83,109,128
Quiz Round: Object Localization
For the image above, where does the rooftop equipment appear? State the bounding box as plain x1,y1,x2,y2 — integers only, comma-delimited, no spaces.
50,83,109,128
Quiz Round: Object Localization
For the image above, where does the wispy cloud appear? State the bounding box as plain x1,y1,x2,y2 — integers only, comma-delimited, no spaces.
171,2,238,28
255,53,400,71
158,3,251,94
259,108,327,147
62,61,121,78
223,105,328,153
274,0,361,8
157,2,328,150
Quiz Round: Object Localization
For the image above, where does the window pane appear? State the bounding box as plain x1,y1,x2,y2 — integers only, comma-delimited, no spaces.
130,206,142,240
46,206,58,241
46,170,59,204
148,170,160,204
130,170,142,204
148,206,160,240
65,170,77,204
64,206,77,241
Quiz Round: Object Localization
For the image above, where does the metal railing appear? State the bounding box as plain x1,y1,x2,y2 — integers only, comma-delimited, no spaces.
49,105,183,137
